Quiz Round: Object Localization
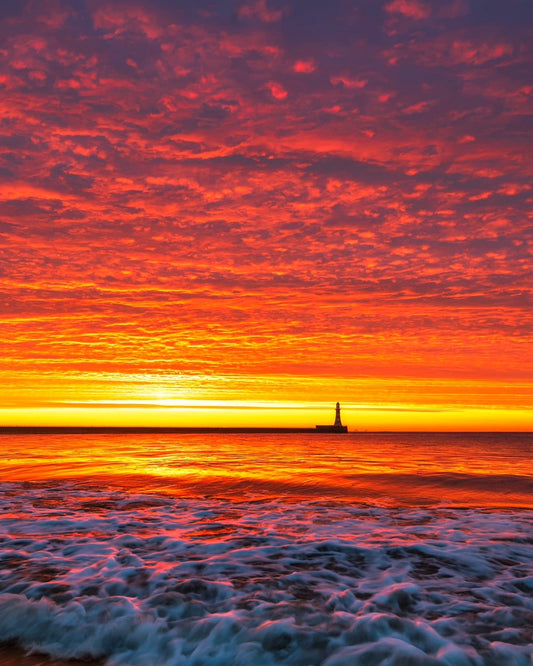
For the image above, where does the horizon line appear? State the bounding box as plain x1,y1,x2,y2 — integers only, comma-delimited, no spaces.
1,426,531,435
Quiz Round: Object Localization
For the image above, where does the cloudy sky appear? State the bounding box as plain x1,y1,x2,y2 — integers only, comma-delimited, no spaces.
1,0,531,428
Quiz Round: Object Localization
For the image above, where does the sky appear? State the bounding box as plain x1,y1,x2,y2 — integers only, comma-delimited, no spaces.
0,0,532,429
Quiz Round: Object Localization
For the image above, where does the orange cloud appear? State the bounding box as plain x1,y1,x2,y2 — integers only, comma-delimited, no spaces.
0,0,531,427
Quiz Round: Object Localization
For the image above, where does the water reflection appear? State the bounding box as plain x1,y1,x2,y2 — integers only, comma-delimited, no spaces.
0,432,531,507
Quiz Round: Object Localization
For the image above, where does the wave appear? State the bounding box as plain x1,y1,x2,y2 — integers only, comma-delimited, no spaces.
0,483,532,664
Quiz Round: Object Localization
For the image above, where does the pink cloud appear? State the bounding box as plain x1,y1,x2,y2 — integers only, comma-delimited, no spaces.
437,0,469,19
293,60,316,73
378,92,395,103
92,5,163,39
266,81,288,99
402,100,433,114
238,0,284,23
450,40,514,65
385,0,431,20
330,75,368,89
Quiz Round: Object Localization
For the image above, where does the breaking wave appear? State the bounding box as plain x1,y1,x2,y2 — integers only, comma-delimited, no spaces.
0,483,532,665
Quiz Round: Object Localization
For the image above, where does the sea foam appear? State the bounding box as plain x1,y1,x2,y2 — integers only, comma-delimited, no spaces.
0,482,532,665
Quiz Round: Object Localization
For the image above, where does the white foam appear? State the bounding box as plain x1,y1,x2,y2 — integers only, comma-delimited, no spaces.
0,483,532,665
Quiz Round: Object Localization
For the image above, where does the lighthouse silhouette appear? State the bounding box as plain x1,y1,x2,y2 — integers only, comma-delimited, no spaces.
316,403,348,433
334,402,343,427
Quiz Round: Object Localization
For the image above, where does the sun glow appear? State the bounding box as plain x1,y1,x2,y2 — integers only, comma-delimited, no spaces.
0,402,531,431
1,369,532,430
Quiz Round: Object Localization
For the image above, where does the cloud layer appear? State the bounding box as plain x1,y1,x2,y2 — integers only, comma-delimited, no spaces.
1,0,531,414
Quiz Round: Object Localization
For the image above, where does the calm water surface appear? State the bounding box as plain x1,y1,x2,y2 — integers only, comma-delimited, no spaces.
0,432,531,507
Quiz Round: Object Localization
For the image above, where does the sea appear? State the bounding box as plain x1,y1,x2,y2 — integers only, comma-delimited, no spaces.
0,432,531,666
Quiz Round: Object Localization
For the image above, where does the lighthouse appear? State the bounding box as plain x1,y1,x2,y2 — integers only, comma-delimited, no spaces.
334,402,343,427
316,403,348,433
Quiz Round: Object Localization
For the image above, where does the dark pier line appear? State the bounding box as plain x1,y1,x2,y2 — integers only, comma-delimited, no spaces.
0,426,346,435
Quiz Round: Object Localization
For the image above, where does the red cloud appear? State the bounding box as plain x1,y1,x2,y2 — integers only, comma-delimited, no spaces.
293,60,316,73
0,0,531,417
385,0,431,20
238,0,284,23
330,75,368,89
266,81,288,99
92,4,163,38
450,40,514,65
437,0,469,19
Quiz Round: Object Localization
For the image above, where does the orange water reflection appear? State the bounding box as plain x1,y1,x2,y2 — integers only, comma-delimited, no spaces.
0,432,531,508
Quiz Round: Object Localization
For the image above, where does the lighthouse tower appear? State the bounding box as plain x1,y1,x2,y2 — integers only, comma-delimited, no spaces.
315,402,348,432
334,402,343,428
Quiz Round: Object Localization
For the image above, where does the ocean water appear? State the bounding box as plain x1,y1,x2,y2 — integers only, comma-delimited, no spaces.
0,432,531,665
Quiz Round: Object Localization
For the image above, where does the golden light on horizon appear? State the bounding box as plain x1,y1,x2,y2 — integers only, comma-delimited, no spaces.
1,402,531,432
1,368,532,430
